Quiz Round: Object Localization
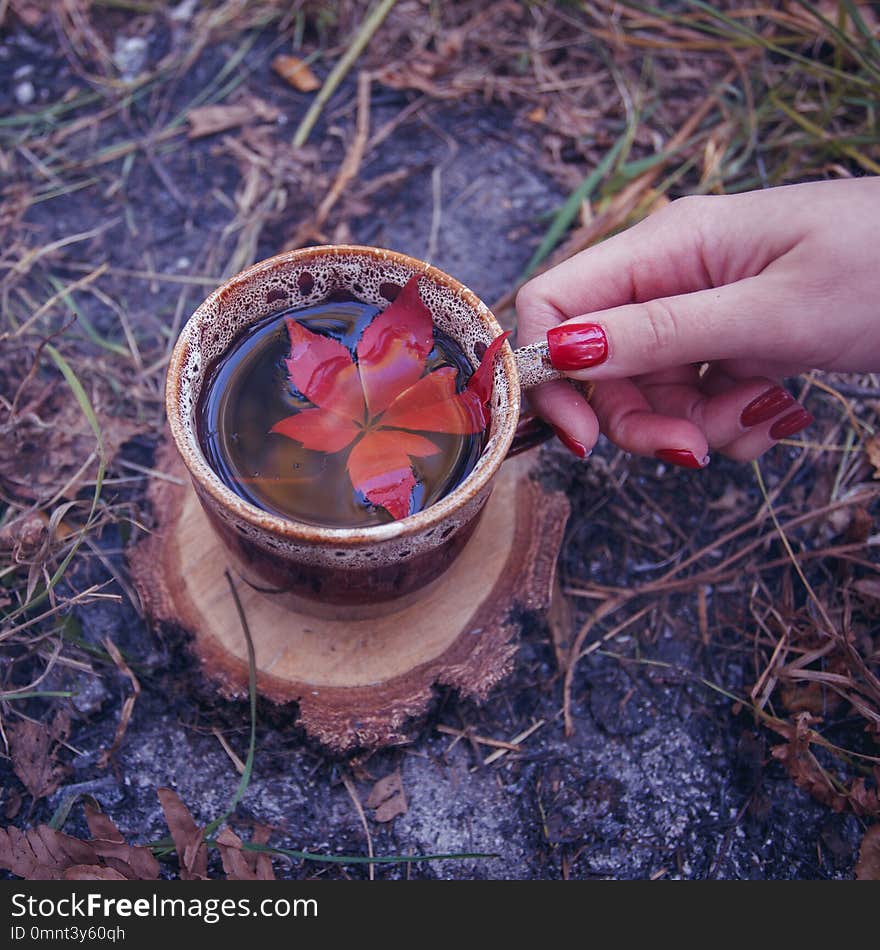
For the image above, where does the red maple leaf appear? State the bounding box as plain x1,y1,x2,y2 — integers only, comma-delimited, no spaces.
270,275,509,520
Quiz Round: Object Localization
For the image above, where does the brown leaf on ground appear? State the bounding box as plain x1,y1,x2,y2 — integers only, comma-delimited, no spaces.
547,576,573,672
215,827,276,881
157,787,208,880
0,384,147,504
770,714,849,812
272,54,320,92
4,790,24,821
0,825,100,880
251,824,275,880
365,769,408,823
83,803,160,880
63,865,128,880
865,435,880,479
855,825,880,879
0,798,168,880
0,825,159,881
849,777,880,819
780,682,841,718
187,97,280,139
8,714,70,801
844,506,873,543
374,58,453,99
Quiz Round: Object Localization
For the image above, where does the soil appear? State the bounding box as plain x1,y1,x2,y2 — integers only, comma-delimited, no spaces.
0,12,871,879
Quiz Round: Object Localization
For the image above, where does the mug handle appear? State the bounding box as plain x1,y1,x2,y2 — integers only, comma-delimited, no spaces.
506,341,594,458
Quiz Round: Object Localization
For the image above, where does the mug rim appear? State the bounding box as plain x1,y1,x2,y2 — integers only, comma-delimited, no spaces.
165,244,521,545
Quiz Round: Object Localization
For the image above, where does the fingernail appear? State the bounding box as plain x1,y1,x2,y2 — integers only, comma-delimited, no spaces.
655,449,710,470
740,386,796,427
769,408,813,440
547,322,608,371
552,425,590,459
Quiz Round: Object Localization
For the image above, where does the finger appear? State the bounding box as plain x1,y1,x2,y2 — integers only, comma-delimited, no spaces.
715,398,814,462
514,190,799,345
527,379,599,459
589,378,709,468
540,270,818,382
639,376,801,449
714,357,806,381
717,427,786,463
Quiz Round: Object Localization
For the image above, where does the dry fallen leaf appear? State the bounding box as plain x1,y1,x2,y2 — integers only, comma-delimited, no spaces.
779,681,841,718
0,804,159,882
0,384,147,505
83,803,160,880
272,54,320,92
855,824,880,879
187,96,280,139
849,774,880,819
770,714,849,812
866,435,880,479
157,787,208,880
8,713,70,802
215,826,276,880
0,825,101,880
365,769,408,823
547,576,573,672
374,58,453,99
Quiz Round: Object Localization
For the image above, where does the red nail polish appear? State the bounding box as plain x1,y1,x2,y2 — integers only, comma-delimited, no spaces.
740,386,796,427
547,323,608,371
769,408,813,440
552,425,589,459
655,449,709,470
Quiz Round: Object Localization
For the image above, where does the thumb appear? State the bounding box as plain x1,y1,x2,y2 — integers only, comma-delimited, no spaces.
543,274,793,380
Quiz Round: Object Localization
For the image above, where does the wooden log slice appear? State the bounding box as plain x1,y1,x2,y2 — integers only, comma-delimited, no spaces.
130,441,569,751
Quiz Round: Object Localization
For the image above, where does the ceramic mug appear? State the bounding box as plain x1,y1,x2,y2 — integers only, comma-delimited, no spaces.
165,246,564,612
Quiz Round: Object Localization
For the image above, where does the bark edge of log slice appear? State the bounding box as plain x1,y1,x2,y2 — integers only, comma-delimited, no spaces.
129,439,570,751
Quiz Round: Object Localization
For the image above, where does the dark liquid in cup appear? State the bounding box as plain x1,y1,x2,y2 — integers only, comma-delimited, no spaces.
196,298,485,527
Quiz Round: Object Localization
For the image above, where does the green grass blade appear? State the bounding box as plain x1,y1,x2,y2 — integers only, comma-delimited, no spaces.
46,274,130,357
240,841,497,866
520,132,631,281
202,570,258,838
1,690,74,701
841,0,880,59
791,0,880,80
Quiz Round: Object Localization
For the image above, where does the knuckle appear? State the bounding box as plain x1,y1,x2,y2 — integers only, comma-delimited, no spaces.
640,297,680,353
514,281,539,319
515,280,563,340
666,193,713,222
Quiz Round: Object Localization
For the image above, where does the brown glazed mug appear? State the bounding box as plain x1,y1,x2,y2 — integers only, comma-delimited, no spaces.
165,246,564,614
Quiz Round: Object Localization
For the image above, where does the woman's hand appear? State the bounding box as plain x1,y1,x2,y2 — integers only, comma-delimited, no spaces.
515,177,880,466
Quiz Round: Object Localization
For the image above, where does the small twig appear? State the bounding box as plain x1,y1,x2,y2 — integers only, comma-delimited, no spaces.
292,0,398,148
63,262,219,286
212,728,246,776
98,638,140,768
341,772,374,881
117,459,186,486
752,460,837,635
287,71,373,248
481,720,546,766
436,724,524,753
